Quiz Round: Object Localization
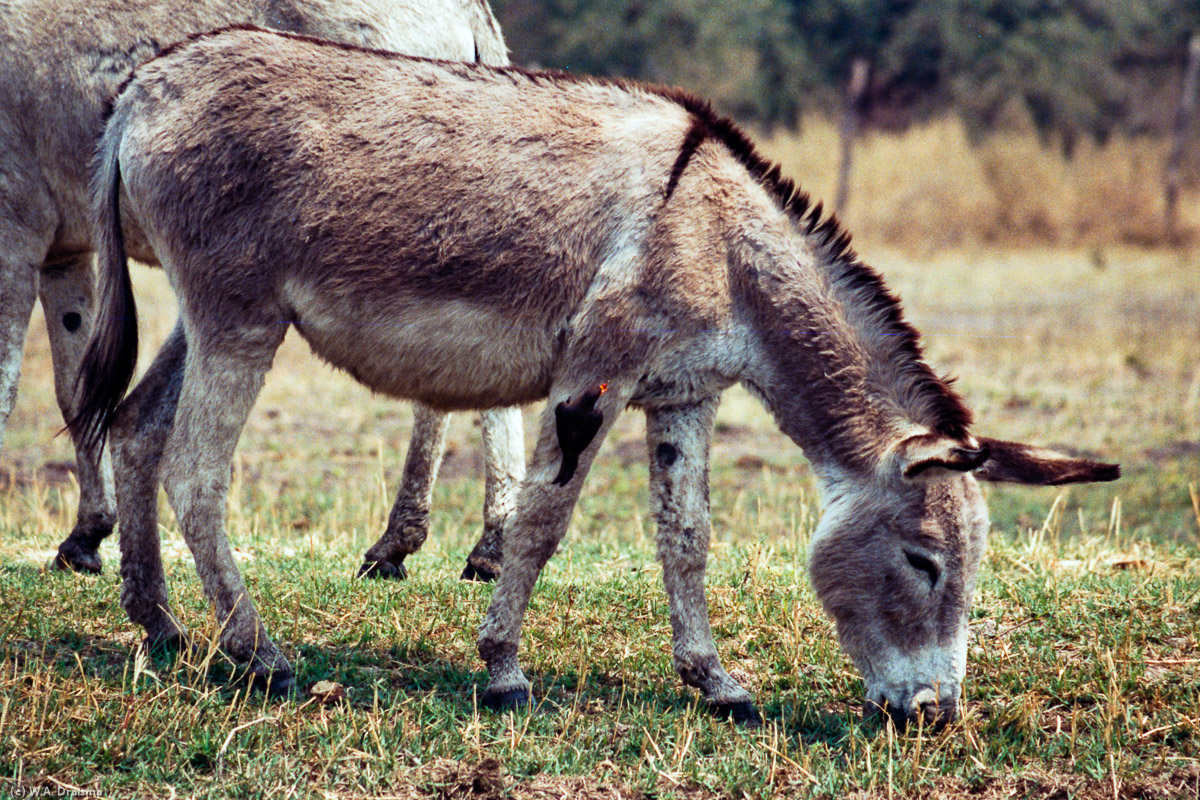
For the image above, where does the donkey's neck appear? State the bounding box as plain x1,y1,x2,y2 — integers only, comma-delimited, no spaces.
729,207,971,481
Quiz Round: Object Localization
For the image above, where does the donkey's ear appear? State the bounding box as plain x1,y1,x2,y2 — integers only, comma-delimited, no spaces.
972,437,1120,485
895,434,991,480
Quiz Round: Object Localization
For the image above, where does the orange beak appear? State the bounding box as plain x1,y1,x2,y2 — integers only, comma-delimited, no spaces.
598,383,608,395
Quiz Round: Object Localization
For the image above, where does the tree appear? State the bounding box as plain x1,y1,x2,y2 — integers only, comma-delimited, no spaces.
492,0,1200,140
493,0,806,123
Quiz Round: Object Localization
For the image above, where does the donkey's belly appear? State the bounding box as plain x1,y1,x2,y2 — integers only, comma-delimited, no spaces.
288,293,559,410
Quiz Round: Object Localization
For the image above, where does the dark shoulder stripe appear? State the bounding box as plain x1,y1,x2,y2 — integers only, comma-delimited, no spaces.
664,116,709,202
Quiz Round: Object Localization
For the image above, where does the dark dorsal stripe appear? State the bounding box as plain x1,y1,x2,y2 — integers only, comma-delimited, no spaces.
113,23,974,441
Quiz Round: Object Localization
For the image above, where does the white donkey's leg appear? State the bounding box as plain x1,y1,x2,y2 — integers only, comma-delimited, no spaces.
110,321,189,649
0,166,55,456
0,259,39,453
462,406,525,582
477,380,632,710
646,400,760,726
359,403,449,579
41,255,117,574
160,326,291,693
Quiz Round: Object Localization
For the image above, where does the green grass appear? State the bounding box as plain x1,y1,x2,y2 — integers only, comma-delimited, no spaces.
1,491,1197,798
2,246,1199,798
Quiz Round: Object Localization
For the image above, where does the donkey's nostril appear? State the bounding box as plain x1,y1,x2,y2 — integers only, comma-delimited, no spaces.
909,687,957,731
909,687,937,720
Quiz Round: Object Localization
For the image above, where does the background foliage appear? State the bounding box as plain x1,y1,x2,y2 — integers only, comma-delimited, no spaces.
493,0,1200,142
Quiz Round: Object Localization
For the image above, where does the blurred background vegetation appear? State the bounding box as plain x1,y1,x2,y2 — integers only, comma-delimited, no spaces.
491,0,1200,247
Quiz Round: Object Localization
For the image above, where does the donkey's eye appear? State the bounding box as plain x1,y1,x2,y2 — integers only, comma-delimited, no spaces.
905,551,940,587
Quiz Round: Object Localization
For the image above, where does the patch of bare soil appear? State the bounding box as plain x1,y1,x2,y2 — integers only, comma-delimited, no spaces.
410,758,638,799
916,766,1200,800
713,422,756,443
391,760,1200,800
436,443,484,482
0,460,76,491
1143,440,1200,464
612,439,646,467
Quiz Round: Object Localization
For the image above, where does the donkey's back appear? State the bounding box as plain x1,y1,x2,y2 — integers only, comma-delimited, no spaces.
93,28,694,413
0,0,506,256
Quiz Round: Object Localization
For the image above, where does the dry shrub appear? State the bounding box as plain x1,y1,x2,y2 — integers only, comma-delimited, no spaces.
756,115,1198,249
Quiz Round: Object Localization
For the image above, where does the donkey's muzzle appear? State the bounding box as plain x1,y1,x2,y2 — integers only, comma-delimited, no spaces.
864,686,958,732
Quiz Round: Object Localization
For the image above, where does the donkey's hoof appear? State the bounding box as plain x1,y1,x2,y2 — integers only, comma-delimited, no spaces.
358,558,408,580
140,630,189,655
245,666,296,698
460,561,497,583
480,686,533,711
53,542,102,575
710,701,763,728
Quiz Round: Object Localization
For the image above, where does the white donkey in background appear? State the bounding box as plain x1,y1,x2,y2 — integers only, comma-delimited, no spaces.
73,28,1119,728
0,0,521,583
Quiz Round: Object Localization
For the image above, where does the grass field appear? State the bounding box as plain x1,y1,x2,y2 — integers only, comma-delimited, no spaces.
2,242,1199,798
756,116,1200,250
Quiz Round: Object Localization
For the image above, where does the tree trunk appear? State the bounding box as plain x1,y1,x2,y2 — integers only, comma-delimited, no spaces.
1165,32,1200,244
835,58,871,217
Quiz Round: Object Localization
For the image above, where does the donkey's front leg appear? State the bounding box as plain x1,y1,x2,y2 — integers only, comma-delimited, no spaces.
359,403,449,579
161,336,291,694
477,382,630,710
647,400,760,726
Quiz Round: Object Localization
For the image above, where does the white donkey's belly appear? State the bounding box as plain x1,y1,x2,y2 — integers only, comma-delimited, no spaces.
285,286,559,409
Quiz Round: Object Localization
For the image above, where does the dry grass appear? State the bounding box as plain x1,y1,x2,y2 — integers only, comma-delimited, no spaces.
757,116,1200,249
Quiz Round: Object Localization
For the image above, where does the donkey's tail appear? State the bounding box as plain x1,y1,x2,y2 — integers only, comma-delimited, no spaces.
67,114,139,452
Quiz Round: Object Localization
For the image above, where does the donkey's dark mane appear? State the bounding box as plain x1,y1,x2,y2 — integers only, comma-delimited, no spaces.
113,23,973,441
655,85,975,441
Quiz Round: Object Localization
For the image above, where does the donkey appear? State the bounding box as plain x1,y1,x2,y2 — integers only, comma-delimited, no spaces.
0,0,520,584
71,27,1119,726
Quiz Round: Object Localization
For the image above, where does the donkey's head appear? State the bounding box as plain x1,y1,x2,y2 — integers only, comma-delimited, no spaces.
808,433,1118,730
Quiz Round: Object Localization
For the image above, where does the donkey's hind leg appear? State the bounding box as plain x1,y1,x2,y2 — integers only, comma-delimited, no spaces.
160,325,291,693
42,254,117,575
360,404,526,582
359,402,449,579
462,406,525,582
110,321,188,650
646,400,760,726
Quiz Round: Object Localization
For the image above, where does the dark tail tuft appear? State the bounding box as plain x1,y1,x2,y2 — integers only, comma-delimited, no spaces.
67,123,139,452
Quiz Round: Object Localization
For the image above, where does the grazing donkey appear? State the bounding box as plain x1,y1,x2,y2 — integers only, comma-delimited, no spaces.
0,0,520,583
72,27,1119,726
